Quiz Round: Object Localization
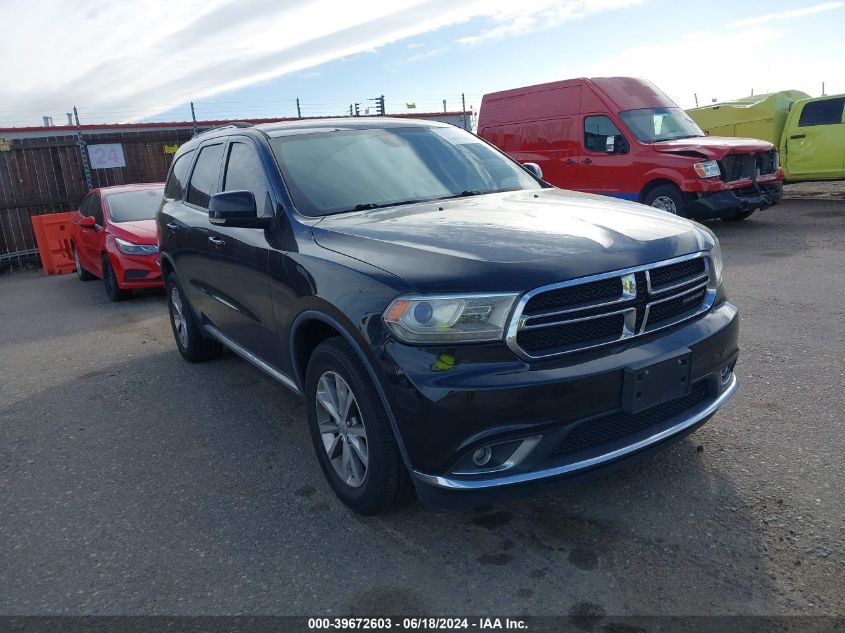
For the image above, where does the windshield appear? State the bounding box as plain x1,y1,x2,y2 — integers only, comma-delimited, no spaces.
269,126,541,217
619,107,705,142
106,189,164,222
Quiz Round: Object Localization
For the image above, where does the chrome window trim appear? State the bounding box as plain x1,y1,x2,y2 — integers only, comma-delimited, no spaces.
414,374,737,490
505,252,712,361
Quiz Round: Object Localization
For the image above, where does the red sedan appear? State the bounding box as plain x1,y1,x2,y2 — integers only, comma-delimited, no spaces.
70,184,165,301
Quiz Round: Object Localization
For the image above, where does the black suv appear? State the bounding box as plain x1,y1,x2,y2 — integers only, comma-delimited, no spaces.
157,118,738,515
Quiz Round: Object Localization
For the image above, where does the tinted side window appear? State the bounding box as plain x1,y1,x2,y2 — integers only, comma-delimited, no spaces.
798,98,845,127
584,116,624,152
90,195,103,225
164,150,195,200
186,144,224,209
223,142,271,216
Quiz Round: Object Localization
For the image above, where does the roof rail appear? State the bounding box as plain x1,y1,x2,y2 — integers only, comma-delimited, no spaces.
194,121,254,138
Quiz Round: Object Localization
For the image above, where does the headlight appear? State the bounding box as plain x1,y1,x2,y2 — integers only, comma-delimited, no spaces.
693,160,721,178
383,293,518,343
709,241,723,286
115,238,158,255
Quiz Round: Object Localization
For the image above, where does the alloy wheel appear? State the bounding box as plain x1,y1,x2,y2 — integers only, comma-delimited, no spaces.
73,248,82,277
170,286,189,349
315,371,369,488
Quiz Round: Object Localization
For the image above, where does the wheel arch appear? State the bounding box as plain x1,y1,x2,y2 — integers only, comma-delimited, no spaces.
290,310,415,473
638,178,681,203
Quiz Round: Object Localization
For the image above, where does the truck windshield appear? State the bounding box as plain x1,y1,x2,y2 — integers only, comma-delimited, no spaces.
619,107,705,142
269,126,541,217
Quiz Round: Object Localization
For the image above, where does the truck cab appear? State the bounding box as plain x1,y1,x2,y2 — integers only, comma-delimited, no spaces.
478,77,784,221
688,91,845,183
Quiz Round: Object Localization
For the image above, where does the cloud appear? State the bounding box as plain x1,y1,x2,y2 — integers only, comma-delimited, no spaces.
563,24,843,108
458,0,642,45
728,1,843,28
0,0,637,126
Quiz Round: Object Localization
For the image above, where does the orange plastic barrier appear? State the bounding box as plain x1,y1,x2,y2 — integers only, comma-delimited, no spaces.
31,211,77,276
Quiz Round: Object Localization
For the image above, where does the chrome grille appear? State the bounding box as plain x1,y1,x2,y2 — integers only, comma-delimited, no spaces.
506,253,714,360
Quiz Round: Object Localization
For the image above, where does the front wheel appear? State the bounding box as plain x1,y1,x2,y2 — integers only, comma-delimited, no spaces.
643,184,686,217
102,254,130,301
305,338,413,515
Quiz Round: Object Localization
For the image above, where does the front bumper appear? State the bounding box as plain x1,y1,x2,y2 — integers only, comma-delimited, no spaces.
112,252,164,288
684,182,782,220
377,300,739,505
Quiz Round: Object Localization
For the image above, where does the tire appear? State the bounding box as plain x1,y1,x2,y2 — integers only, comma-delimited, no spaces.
723,208,756,222
72,244,95,281
165,273,222,362
102,254,130,301
305,337,414,515
643,184,686,217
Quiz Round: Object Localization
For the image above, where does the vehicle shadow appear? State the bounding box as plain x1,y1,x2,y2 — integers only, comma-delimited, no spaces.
0,344,779,617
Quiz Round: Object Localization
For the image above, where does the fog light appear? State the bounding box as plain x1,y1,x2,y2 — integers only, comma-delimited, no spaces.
472,446,493,466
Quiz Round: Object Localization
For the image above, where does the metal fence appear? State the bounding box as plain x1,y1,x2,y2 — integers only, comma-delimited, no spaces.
0,110,472,266
0,127,195,264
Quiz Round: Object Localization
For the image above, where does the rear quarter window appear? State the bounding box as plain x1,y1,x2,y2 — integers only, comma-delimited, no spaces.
164,150,195,200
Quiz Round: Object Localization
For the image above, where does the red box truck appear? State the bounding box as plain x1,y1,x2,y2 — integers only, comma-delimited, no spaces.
478,77,784,221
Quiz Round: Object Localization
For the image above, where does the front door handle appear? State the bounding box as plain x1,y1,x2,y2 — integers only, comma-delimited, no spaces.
581,158,593,165
166,222,180,233
208,236,226,248
790,134,806,139
564,158,576,165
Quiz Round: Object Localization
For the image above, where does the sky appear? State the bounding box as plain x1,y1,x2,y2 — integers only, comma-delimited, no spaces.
1,0,844,127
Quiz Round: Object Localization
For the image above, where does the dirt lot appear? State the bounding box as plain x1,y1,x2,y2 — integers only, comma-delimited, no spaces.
1,199,843,618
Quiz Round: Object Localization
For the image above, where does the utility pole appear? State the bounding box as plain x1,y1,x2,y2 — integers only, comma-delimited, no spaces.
461,93,467,130
370,95,386,116
822,81,825,96
190,102,198,137
443,99,447,113
296,97,302,118
73,106,93,190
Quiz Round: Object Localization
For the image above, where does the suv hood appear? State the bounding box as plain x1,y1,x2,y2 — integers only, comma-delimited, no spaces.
653,135,775,159
312,189,712,293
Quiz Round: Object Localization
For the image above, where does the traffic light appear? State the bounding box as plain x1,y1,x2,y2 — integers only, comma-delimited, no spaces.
354,103,360,117
377,95,385,116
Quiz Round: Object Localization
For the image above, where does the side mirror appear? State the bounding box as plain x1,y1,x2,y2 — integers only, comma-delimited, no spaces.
522,162,543,180
77,216,96,229
208,190,269,228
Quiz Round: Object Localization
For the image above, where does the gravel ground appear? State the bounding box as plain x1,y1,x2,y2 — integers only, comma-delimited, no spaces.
0,199,843,617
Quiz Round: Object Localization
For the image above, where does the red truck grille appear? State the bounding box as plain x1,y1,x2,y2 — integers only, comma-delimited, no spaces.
719,151,778,182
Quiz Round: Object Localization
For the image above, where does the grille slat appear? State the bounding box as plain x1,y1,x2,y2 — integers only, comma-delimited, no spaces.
524,276,622,314
517,313,625,353
649,258,706,290
509,255,713,359
719,151,778,183
550,381,709,459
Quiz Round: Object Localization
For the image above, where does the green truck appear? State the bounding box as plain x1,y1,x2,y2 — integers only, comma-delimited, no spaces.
688,91,845,182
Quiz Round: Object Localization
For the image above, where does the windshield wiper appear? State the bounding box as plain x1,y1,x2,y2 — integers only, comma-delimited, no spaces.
435,190,487,201
344,199,428,213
